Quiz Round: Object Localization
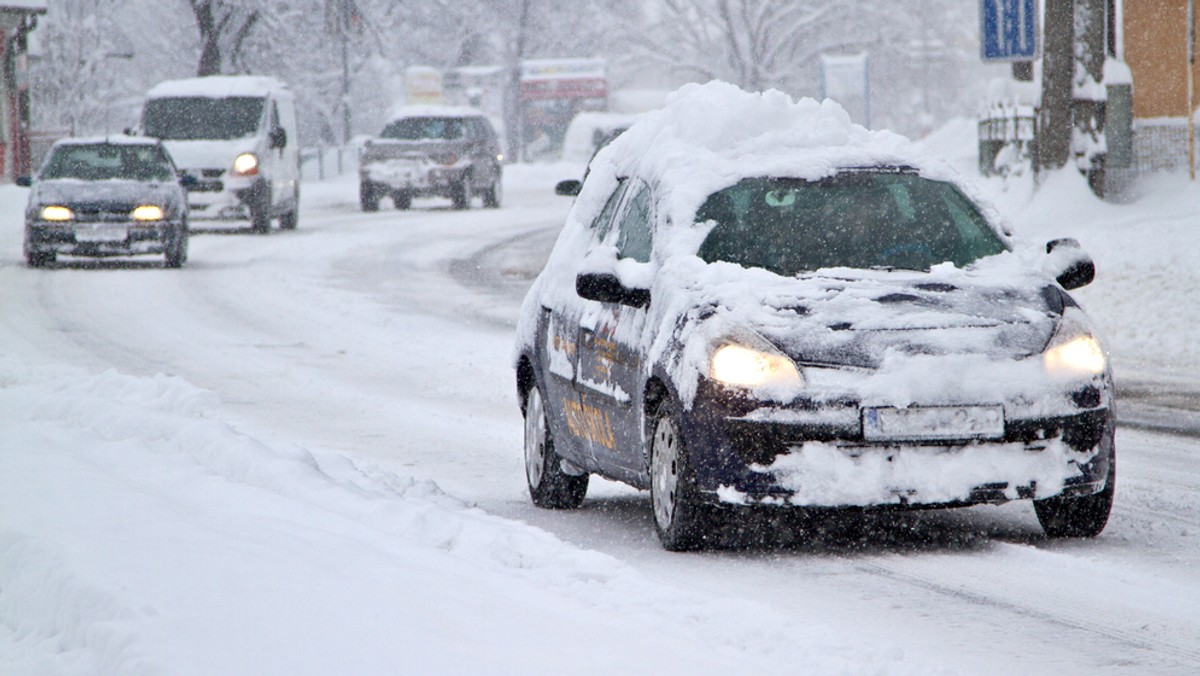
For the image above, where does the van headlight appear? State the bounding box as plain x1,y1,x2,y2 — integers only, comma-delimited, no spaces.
710,342,804,389
1043,309,1106,377
232,153,259,176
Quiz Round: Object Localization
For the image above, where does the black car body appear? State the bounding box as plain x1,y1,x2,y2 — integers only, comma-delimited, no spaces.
514,83,1115,550
359,106,503,211
22,137,190,268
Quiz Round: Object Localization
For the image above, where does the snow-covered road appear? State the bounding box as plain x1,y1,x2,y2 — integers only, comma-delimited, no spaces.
2,163,1198,674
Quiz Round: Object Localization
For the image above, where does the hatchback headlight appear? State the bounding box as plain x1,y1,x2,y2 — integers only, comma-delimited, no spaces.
1043,309,1106,377
131,205,165,221
710,343,804,389
232,153,259,176
40,205,73,221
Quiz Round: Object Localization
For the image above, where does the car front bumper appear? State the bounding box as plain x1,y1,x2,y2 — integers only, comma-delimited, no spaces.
678,379,1114,509
360,159,468,195
25,220,184,257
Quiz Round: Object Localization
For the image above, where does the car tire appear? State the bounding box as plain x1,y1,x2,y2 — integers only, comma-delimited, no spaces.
650,400,716,551
1034,445,1115,538
451,178,470,210
360,182,380,212
392,191,412,210
164,226,187,268
250,186,272,234
524,385,588,509
279,186,299,230
483,175,502,209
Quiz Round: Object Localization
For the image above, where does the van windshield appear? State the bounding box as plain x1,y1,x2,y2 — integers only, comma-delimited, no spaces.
143,96,265,140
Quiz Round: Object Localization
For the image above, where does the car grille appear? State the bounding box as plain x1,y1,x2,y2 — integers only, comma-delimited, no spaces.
69,202,139,223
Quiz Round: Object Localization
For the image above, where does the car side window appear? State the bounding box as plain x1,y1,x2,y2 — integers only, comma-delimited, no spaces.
615,183,653,263
592,179,627,240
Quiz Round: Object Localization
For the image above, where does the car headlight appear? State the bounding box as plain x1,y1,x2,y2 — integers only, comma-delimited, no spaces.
1043,309,1106,376
710,343,804,389
40,205,74,221
131,205,165,221
232,153,259,176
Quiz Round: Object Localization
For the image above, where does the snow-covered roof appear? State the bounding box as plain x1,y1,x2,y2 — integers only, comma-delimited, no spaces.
0,1,47,12
386,104,486,122
145,75,290,100
52,135,161,147
578,81,949,229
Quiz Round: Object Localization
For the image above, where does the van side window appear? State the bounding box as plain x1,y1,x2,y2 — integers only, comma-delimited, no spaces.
271,103,281,130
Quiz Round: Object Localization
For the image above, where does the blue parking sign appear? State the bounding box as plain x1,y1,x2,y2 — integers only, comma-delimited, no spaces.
981,0,1039,61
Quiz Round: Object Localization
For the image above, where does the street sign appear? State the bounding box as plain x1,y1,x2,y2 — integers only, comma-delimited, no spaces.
981,0,1039,61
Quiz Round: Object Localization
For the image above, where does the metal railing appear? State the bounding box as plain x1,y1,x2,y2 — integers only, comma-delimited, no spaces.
299,145,356,181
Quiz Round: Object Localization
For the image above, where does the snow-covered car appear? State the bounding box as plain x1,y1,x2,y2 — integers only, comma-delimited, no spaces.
358,106,503,211
20,137,191,268
514,83,1115,551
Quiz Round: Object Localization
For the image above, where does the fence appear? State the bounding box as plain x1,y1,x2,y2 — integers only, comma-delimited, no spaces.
977,104,1037,176
299,145,356,181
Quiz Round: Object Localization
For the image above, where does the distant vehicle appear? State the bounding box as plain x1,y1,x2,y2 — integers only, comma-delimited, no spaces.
20,137,191,268
141,75,300,233
555,126,628,198
515,83,1115,551
359,106,503,211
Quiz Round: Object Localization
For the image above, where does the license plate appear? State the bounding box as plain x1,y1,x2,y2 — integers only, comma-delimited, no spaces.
862,405,1004,442
75,225,128,242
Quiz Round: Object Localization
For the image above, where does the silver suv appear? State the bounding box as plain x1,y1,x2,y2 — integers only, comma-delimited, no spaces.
359,106,503,211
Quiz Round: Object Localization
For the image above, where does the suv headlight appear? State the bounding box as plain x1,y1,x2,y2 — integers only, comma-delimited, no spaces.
131,205,165,221
1043,308,1106,377
232,153,259,176
710,340,804,390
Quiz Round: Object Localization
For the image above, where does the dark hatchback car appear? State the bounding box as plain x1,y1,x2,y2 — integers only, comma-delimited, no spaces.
514,84,1114,551
21,137,190,268
359,106,503,211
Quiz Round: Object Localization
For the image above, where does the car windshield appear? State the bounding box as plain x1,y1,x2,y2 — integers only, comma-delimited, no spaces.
381,117,464,140
41,143,176,182
696,173,1008,274
142,96,265,140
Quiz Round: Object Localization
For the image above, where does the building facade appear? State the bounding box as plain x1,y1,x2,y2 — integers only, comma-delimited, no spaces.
0,2,44,182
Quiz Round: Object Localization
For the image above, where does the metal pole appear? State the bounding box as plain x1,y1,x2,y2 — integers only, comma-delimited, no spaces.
339,0,352,145
1189,0,1195,180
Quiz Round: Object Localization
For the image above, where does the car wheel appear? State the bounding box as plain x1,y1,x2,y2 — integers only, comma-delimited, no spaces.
524,386,588,509
164,227,187,268
650,401,715,551
250,187,272,234
451,178,470,210
392,191,412,210
279,187,299,230
360,182,380,212
1035,446,1115,538
483,175,502,209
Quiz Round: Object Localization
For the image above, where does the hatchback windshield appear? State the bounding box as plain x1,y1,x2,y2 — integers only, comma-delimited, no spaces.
143,96,265,140
696,173,1008,274
41,144,176,182
381,117,464,140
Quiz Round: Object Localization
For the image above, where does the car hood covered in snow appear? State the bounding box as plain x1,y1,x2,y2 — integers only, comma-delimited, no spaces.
31,178,185,209
160,138,258,172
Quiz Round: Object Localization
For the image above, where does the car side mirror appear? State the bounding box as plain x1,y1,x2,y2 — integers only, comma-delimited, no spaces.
555,179,582,197
178,173,198,188
576,272,651,308
1046,238,1095,290
269,126,287,149
15,175,32,187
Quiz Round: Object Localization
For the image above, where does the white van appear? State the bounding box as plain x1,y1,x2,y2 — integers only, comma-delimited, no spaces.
141,76,300,233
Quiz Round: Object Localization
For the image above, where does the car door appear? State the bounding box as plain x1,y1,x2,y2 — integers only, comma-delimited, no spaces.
537,178,630,471
575,180,654,481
